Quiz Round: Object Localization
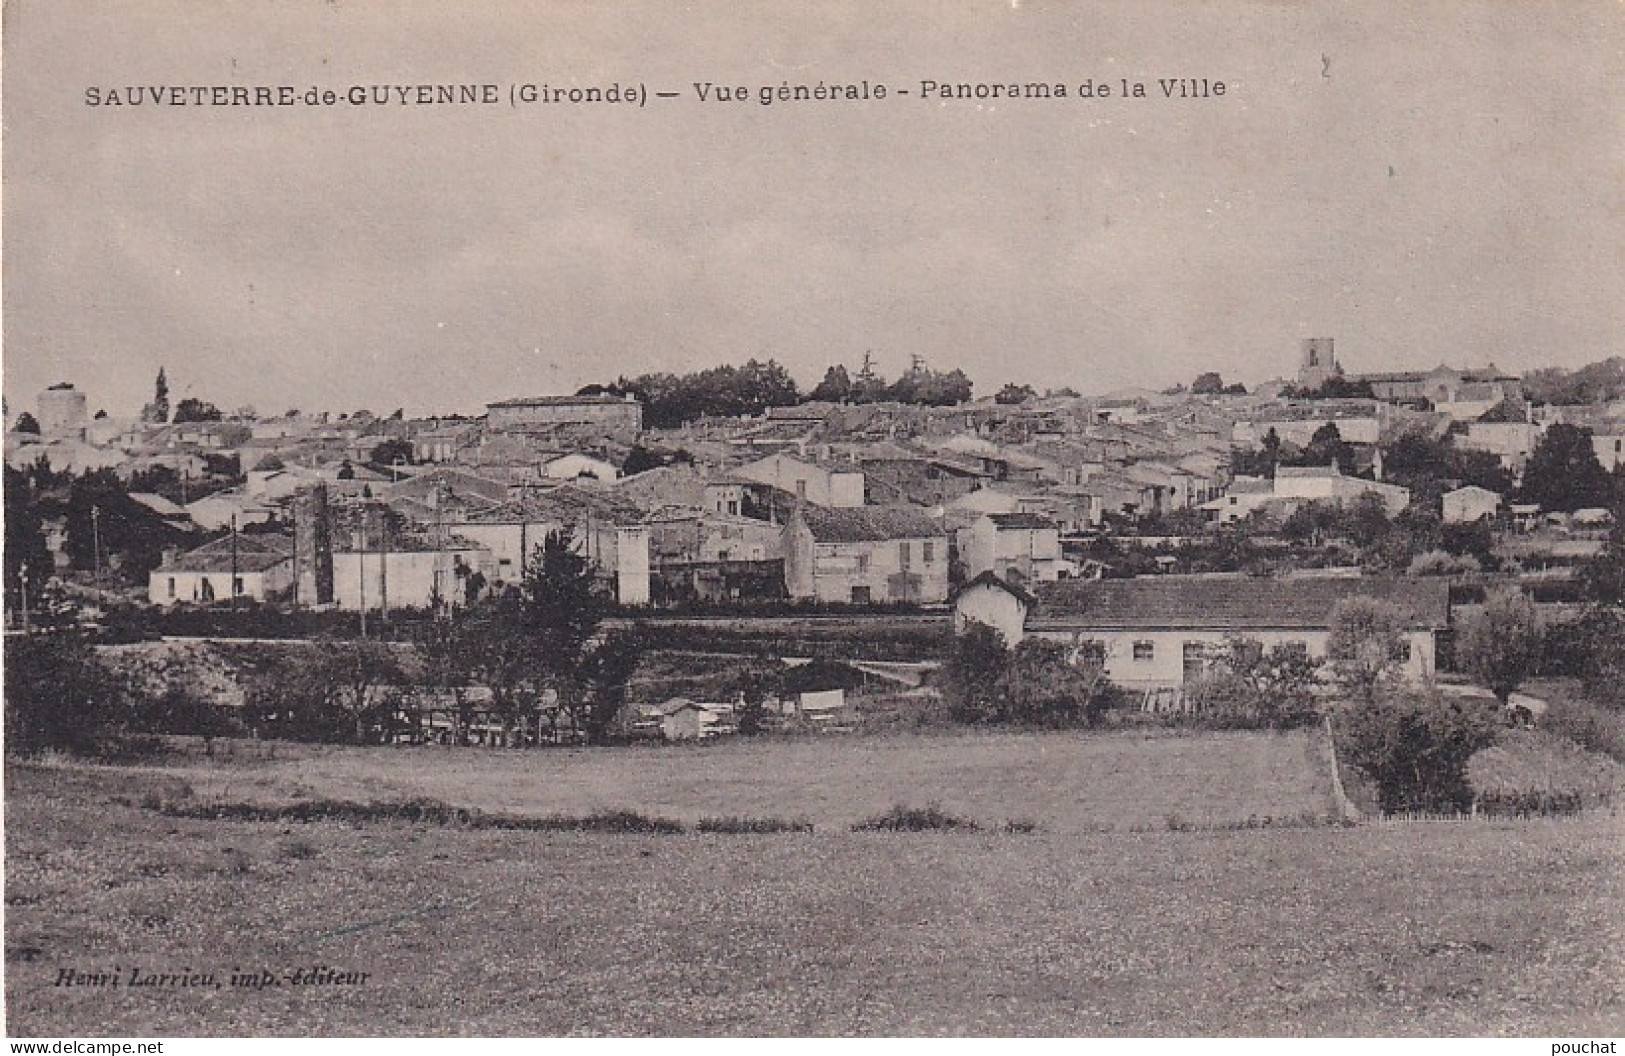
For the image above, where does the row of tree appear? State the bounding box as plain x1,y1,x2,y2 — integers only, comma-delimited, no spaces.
576,355,982,429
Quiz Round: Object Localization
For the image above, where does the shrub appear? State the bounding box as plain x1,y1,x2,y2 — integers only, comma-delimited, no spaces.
1333,688,1501,814
697,816,814,834
853,803,981,832
1542,696,1625,765
1468,728,1625,810
1456,590,1543,703
1407,549,1480,576
1327,598,1415,702
1183,638,1322,729
3,631,123,755
157,799,688,833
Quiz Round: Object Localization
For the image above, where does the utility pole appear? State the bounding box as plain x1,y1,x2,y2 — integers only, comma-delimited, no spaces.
230,513,239,609
379,504,389,628
358,507,367,639
18,561,29,633
90,505,102,594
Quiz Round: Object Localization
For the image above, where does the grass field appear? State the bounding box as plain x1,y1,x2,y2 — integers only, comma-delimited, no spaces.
73,727,1338,834
6,733,1624,1037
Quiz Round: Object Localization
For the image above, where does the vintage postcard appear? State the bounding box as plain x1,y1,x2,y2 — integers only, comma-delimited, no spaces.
4,0,1623,1042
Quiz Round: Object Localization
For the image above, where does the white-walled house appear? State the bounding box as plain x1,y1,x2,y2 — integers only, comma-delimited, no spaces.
783,506,948,604
953,573,1450,692
950,571,1035,645
330,537,493,612
542,453,621,483
447,487,651,604
965,513,1067,584
1592,428,1625,473
737,453,865,508
1271,465,1411,516
1442,485,1503,524
148,534,295,605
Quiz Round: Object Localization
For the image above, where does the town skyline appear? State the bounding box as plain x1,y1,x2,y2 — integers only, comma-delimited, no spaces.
5,0,1622,418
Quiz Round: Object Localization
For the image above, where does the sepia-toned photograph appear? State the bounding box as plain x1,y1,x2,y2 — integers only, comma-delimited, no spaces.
3,0,1623,1040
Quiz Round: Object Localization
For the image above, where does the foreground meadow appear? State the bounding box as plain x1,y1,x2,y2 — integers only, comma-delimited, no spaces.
66,726,1339,834
5,733,1623,1036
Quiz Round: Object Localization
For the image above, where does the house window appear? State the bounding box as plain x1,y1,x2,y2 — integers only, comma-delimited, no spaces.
232,576,244,596
1133,641,1154,662
727,500,739,516
899,541,912,569
851,585,872,604
167,577,176,599
1182,642,1206,682
923,540,935,563
856,553,870,573
1391,639,1413,664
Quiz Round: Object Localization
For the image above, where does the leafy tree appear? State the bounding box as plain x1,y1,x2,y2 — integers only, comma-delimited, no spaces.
1334,689,1500,813
1456,589,1542,704
13,411,40,434
731,667,780,736
809,365,853,403
1523,357,1625,405
570,626,645,745
1294,376,1377,400
1295,422,1357,474
62,469,190,581
1218,638,1323,727
888,365,973,406
314,638,405,743
1001,638,1108,726
413,604,479,743
336,459,356,480
995,383,1037,405
460,592,540,744
522,529,608,676
1578,525,1625,604
1347,491,1394,543
1191,371,1224,395
1518,424,1612,512
4,630,124,755
135,683,235,754
621,444,692,477
245,640,403,743
849,351,888,404
942,621,1010,723
172,397,223,423
5,465,54,615
1326,597,1414,702
369,438,415,470
1281,500,1345,546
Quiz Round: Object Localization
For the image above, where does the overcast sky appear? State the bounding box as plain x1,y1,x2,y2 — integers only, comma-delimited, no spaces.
4,0,1622,419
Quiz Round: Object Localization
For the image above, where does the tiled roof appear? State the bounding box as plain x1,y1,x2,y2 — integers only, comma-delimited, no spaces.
1029,575,1449,631
462,483,644,527
987,513,1056,530
160,534,294,574
487,395,636,408
797,505,944,542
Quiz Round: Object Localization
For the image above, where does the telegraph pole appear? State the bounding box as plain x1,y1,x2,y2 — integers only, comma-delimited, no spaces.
230,513,239,609
90,505,102,594
379,504,389,628
358,507,368,639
